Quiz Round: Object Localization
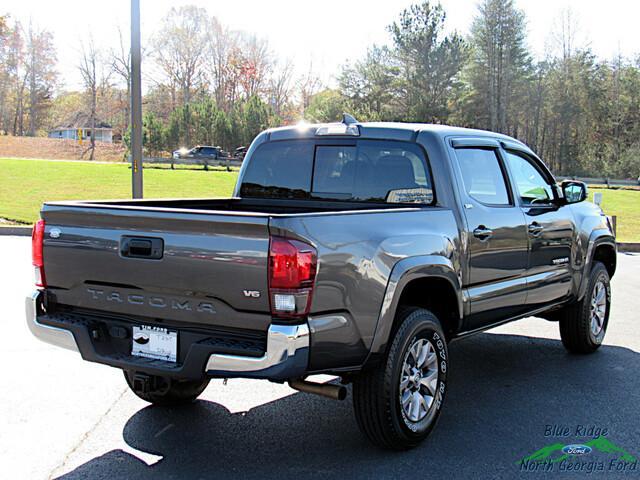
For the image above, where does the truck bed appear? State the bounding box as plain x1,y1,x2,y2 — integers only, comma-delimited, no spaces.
48,197,422,215
40,197,425,332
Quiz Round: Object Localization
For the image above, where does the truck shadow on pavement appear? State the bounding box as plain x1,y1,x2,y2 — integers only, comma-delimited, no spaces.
57,332,640,480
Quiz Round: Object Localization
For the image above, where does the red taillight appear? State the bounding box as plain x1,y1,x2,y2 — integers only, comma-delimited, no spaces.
269,237,316,288
268,236,317,318
32,219,46,288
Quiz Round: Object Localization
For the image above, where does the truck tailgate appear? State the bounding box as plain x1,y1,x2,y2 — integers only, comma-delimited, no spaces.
41,203,271,332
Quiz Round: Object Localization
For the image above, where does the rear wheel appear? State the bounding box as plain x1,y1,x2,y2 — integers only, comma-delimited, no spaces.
352,308,448,450
124,370,210,406
559,261,611,354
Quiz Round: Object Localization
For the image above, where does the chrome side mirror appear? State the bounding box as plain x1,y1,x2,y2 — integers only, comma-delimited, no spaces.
561,180,588,204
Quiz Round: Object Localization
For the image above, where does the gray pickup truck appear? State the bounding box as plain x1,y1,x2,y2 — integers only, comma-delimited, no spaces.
26,117,616,449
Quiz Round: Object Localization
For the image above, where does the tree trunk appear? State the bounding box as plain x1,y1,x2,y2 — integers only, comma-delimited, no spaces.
28,57,36,136
89,84,96,160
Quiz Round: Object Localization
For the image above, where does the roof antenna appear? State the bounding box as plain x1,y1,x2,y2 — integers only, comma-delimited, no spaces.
342,113,358,125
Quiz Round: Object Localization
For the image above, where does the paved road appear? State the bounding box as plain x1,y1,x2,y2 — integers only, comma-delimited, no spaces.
1,236,638,479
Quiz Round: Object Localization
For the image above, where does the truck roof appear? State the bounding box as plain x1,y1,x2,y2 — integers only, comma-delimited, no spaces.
263,121,528,149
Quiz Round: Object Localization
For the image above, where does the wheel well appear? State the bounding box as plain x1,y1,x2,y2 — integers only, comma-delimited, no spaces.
593,244,616,278
393,276,460,341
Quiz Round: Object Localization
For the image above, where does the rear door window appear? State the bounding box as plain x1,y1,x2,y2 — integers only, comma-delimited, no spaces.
240,139,434,204
454,148,511,205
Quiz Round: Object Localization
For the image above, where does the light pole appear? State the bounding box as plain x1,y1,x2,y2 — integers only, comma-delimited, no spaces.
130,0,143,198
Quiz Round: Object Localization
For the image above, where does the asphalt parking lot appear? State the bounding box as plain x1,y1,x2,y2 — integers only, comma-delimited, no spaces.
1,235,638,479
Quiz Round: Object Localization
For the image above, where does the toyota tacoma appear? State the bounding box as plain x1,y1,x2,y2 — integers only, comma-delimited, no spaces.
26,116,616,449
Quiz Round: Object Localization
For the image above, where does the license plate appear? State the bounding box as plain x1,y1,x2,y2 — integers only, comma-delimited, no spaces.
131,325,178,362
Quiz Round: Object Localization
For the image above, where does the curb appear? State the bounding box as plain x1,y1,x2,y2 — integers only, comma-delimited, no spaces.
0,226,31,236
617,243,640,253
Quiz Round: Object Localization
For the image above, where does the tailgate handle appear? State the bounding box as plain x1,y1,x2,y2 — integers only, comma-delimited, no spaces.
121,236,164,260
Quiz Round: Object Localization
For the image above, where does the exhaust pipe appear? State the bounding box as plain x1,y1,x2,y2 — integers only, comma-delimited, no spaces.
289,379,347,401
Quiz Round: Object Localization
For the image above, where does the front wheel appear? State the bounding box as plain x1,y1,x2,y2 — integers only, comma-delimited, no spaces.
124,370,210,406
352,308,448,450
559,261,611,354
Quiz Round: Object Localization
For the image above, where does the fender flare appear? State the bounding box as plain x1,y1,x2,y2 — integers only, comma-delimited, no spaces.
363,255,462,367
577,230,616,301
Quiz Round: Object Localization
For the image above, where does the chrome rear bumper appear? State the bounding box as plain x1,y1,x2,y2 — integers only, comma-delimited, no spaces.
205,323,309,379
25,290,79,353
25,290,308,380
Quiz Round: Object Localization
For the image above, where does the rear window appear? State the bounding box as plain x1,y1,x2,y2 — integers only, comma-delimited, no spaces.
239,142,314,199
240,140,434,204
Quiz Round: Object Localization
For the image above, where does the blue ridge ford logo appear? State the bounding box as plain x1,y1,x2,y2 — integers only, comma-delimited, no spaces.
562,444,593,456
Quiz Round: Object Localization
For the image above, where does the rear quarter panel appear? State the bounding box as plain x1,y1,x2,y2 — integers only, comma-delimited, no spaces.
270,208,460,371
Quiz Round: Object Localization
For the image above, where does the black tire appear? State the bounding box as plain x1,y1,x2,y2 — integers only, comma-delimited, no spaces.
124,370,210,406
353,308,448,450
559,261,611,354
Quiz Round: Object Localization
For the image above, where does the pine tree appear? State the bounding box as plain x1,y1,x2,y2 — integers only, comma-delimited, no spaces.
388,1,467,123
465,0,531,134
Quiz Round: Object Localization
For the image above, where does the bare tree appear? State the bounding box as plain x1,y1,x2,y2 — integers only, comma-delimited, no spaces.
298,61,323,112
0,14,12,133
26,22,57,136
204,22,275,113
110,27,131,132
547,8,587,62
0,19,57,136
4,24,28,135
78,37,98,159
206,17,236,112
269,58,294,118
152,6,208,108
78,36,110,160
237,34,272,99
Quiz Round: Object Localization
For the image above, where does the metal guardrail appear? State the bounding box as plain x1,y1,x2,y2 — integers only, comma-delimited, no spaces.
134,156,243,170
558,176,640,187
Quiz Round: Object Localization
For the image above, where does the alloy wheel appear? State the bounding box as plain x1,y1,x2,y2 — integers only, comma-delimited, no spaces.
399,338,439,423
590,280,607,336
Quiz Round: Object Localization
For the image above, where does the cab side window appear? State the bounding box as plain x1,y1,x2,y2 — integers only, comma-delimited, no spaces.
455,148,510,205
504,151,554,206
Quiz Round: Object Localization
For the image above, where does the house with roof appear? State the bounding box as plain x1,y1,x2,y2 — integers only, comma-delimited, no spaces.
48,112,113,143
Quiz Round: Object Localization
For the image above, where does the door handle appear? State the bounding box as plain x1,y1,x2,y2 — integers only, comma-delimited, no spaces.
528,222,544,236
473,226,493,240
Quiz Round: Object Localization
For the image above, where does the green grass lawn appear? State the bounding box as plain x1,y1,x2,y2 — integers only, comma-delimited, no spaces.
1,158,639,242
0,158,238,225
590,187,640,243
